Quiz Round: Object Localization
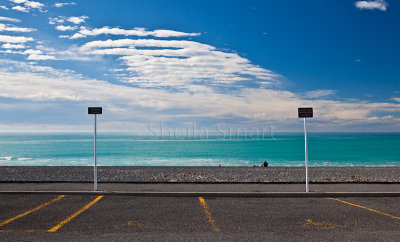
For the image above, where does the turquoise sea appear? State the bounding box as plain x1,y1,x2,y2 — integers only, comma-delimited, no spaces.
0,133,399,166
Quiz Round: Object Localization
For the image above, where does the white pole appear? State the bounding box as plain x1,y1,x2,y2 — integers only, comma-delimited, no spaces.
94,114,97,191
304,118,309,192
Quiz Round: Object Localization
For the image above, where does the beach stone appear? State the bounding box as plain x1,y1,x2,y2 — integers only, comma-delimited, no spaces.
0,166,399,183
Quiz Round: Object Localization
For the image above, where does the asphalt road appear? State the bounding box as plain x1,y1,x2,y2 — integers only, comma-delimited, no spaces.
0,194,399,241
1,182,400,193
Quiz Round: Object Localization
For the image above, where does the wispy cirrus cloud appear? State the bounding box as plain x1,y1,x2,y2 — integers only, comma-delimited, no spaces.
26,53,55,60
49,16,88,25
81,38,214,50
9,0,45,12
67,15,88,24
54,2,76,8
0,2,398,131
11,5,28,12
48,17,65,24
23,1,44,9
1,43,25,49
304,90,336,98
0,23,35,32
55,25,77,31
8,0,26,4
68,26,201,39
23,49,55,60
0,34,33,43
355,0,389,11
80,38,276,88
0,16,20,22
0,60,398,128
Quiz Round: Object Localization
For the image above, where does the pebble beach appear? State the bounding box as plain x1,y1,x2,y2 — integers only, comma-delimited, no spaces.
1,166,399,183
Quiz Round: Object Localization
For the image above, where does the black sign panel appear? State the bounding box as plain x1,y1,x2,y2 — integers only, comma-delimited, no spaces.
298,108,313,118
88,107,102,115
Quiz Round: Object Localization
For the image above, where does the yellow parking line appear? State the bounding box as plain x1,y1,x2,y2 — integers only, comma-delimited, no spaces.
198,197,220,232
0,195,65,227
0,229,44,233
47,196,103,232
327,198,400,220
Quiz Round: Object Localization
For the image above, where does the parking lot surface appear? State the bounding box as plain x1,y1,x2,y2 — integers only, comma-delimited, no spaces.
0,194,399,241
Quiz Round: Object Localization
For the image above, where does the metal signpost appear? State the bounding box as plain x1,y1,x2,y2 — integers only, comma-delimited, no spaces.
88,107,102,191
298,107,313,192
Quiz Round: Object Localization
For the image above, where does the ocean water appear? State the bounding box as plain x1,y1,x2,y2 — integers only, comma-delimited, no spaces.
0,133,399,167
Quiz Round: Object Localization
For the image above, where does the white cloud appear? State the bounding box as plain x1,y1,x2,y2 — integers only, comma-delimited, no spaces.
392,97,400,103
1,43,25,49
0,49,24,54
355,0,388,11
0,44,59,60
0,6,9,10
0,34,33,43
8,0,27,4
11,6,28,12
305,90,336,98
22,49,55,60
54,2,76,7
26,54,55,60
49,15,87,25
69,33,84,39
9,0,44,12
55,25,77,31
23,49,42,55
49,17,65,25
23,1,44,9
49,46,102,61
0,23,36,32
0,60,398,127
70,26,201,39
82,38,215,51
0,16,20,22
2,43,97,61
80,38,276,88
0,5,396,132
67,15,88,24
36,45,55,52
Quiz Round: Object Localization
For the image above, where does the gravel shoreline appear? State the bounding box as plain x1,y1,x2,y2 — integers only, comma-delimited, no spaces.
0,166,399,183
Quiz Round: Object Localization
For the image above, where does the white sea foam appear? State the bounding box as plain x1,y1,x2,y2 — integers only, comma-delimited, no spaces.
17,158,32,161
0,156,12,161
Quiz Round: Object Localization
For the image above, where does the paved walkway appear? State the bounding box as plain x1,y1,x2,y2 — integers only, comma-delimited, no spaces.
0,182,399,194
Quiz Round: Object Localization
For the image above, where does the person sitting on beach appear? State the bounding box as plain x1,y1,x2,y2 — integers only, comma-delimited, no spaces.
262,161,268,167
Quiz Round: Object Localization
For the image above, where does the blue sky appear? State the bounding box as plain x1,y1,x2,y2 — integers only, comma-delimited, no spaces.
0,0,399,132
